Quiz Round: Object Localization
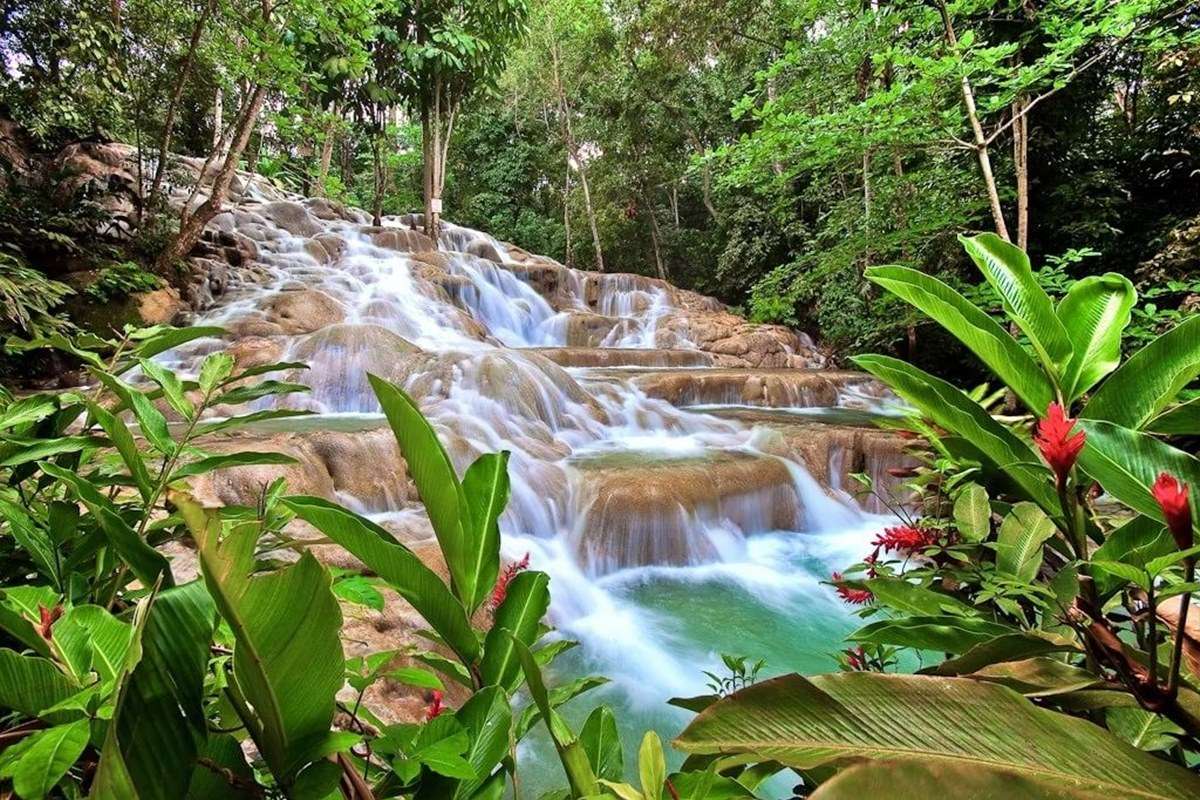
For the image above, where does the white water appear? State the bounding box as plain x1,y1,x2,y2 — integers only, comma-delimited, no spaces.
166,197,894,792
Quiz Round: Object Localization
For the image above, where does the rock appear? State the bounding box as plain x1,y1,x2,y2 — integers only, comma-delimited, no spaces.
180,257,231,310
135,287,184,325
466,239,503,262
598,368,873,408
259,200,323,237
564,311,635,347
262,288,347,334
529,347,714,368
365,226,436,253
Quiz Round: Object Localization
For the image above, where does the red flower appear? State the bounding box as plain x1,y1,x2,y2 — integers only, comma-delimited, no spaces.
36,604,62,640
425,690,444,721
1153,472,1193,551
490,552,530,609
872,525,936,555
843,647,868,671
831,572,873,605
1034,402,1086,487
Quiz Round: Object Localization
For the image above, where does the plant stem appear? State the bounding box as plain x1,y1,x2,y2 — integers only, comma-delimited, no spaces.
1168,558,1196,696
1148,580,1159,689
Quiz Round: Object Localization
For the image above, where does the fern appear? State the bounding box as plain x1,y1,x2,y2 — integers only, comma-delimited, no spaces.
0,252,75,337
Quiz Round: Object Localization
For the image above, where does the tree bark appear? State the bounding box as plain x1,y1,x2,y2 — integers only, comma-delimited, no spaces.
935,0,1010,241
645,199,668,280
1013,96,1030,250
314,105,339,199
212,86,223,149
148,0,214,210
550,39,604,272
157,84,267,270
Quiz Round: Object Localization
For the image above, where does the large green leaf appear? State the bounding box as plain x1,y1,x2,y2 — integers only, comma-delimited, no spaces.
90,369,174,456
87,401,154,502
863,577,976,617
579,706,623,783
849,615,1014,654
953,483,991,542
180,500,343,786
93,581,216,800
1091,516,1174,600
52,604,133,684
864,266,1054,411
461,452,510,613
1076,420,1200,526
1148,396,1200,435
169,451,297,480
283,495,480,666
40,462,173,589
368,374,478,606
11,719,90,799
809,760,1094,799
480,570,550,690
1055,273,1136,402
1083,316,1200,428
674,673,1200,799
0,649,79,717
850,355,1056,511
961,233,1073,374
452,686,513,799
930,632,1080,676
994,502,1057,582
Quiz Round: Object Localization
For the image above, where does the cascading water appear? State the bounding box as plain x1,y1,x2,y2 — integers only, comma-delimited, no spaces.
166,195,904,796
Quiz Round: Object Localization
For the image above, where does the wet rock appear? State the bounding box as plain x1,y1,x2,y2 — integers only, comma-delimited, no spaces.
259,200,323,237
604,368,874,408
565,311,633,347
366,226,436,253
262,288,347,334
465,239,503,262
135,287,185,325
529,347,713,368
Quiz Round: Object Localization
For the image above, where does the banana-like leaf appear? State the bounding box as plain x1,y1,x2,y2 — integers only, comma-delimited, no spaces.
11,719,90,799
1083,316,1200,429
864,266,1055,412
1148,396,1200,435
283,495,480,666
0,649,80,717
862,577,976,617
452,686,513,800
965,657,1102,698
40,462,173,589
1091,516,1174,600
674,673,1200,799
368,374,479,606
1076,420,1200,526
461,452,510,613
961,233,1073,374
93,580,216,800
180,499,343,786
1055,273,1136,402
995,502,1056,582
809,760,1094,799
930,632,1080,676
480,570,550,690
850,615,1015,654
52,604,133,684
850,355,1056,511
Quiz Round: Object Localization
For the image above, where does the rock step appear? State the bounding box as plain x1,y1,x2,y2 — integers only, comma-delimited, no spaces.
525,346,714,368
579,367,886,408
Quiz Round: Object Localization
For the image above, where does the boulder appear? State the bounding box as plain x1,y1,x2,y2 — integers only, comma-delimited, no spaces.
259,200,323,237
262,288,347,334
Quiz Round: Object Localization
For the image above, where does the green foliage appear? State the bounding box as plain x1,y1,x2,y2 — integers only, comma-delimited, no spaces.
0,252,75,339
83,261,162,303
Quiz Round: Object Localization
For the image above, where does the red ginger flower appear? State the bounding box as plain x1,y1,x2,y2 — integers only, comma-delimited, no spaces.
490,552,530,609
36,604,62,640
1153,472,1193,551
1034,402,1086,488
872,524,936,555
425,690,444,721
843,646,868,671
831,572,873,605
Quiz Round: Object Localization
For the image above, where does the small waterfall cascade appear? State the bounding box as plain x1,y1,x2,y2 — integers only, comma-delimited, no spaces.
163,195,910,793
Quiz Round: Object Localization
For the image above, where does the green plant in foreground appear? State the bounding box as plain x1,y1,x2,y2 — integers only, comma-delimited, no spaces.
670,233,1200,798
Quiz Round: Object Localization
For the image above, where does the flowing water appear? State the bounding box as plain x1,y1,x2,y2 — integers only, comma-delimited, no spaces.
163,196,905,796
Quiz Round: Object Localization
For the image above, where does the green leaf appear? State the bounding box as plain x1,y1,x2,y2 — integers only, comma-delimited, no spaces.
808,760,1094,800
0,498,60,587
1083,316,1200,429
1076,420,1200,526
864,577,976,617
52,604,134,684
580,706,623,783
461,452,510,612
850,616,1014,654
170,451,297,480
138,359,194,421
931,632,1080,676
515,675,609,741
180,500,343,786
864,266,1055,412
90,370,173,456
1148,397,1200,435
965,657,1102,697
92,581,216,800
1105,708,1183,752
961,233,1073,375
368,374,478,607
332,575,385,611
1055,273,1136,401
1092,516,1174,599
0,435,107,466
40,462,173,589
213,381,310,406
994,502,1057,582
850,355,1057,512
452,686,513,799
86,401,154,502
480,570,550,690
198,353,235,394
0,649,80,718
638,731,666,800
11,719,89,799
952,483,990,542
131,326,225,361
283,495,479,666
674,673,1200,799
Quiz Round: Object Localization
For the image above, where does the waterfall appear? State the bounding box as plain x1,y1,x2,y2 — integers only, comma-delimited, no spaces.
164,196,904,796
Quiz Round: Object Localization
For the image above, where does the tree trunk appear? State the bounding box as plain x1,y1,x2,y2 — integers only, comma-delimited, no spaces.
314,107,338,199
1013,96,1030,250
935,0,1010,241
563,170,574,268
551,39,604,272
645,199,668,280
421,105,438,242
148,0,214,210
212,86,223,149
157,84,267,270
372,132,384,226
670,184,679,228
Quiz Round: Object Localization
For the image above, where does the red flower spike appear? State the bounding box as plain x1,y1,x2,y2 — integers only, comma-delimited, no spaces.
36,604,63,640
1034,402,1086,488
831,572,873,605
872,525,937,555
490,552,531,609
843,647,868,671
1153,472,1193,551
425,689,444,721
